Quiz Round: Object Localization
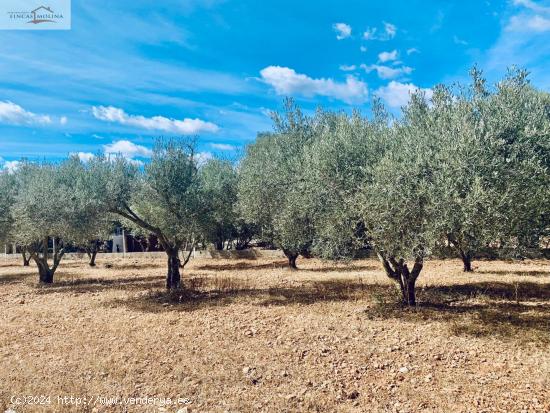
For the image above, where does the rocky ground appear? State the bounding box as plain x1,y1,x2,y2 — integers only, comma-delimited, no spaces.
0,255,549,412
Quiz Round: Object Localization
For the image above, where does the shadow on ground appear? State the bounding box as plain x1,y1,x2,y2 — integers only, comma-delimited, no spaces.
6,259,548,343
34,275,164,294
195,261,378,273
109,276,550,343
477,269,550,277
0,272,36,284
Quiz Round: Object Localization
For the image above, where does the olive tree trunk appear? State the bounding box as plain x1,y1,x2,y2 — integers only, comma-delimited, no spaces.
283,249,298,270
377,253,423,306
85,241,100,267
30,237,65,284
22,250,31,266
459,250,473,272
166,248,181,290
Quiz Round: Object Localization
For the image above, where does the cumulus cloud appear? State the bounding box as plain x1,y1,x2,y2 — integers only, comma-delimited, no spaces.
210,143,237,151
260,66,368,104
375,81,433,108
513,0,550,13
1,159,20,173
360,46,368,52
507,14,550,31
71,152,95,162
333,22,352,40
363,21,397,41
60,116,68,125
378,50,398,62
0,101,51,126
195,151,213,165
103,140,153,158
92,106,219,134
361,64,413,79
384,22,397,38
406,48,419,55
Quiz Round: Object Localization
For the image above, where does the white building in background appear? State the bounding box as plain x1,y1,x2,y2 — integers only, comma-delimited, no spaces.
111,227,128,253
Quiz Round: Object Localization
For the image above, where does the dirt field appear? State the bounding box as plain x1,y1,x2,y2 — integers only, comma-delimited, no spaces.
0,255,549,413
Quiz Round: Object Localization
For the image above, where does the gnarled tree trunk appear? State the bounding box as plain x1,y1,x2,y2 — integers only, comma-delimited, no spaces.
166,248,181,290
448,235,475,273
459,250,473,272
85,240,100,267
377,253,423,306
36,259,54,283
22,250,31,266
283,249,298,270
30,237,65,284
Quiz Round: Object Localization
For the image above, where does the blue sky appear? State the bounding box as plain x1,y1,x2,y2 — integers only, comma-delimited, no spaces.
1,0,550,167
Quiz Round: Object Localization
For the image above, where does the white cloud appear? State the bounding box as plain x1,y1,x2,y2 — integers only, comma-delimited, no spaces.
60,116,68,125
210,143,237,151
92,106,219,134
361,64,413,79
92,134,105,139
0,101,51,126
103,140,153,158
484,5,550,90
339,64,357,71
363,27,378,40
127,158,144,167
333,22,352,40
528,15,550,30
406,48,419,55
384,22,397,38
513,0,550,14
259,66,368,104
363,21,397,41
71,152,95,162
1,160,20,173
378,50,398,62
360,46,368,52
453,35,468,45
376,81,433,108
196,151,213,165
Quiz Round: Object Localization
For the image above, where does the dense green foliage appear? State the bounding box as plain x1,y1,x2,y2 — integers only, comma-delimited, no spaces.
237,69,549,304
0,68,548,303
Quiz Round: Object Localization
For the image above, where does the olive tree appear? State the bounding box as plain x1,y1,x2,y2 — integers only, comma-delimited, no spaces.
238,100,316,268
0,171,15,248
303,94,436,305
302,102,391,261
199,158,239,250
89,140,204,290
429,69,550,270
484,69,550,255
10,161,77,283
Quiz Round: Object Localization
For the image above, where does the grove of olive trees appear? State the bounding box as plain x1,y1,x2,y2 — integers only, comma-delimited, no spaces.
0,68,548,305
238,68,550,305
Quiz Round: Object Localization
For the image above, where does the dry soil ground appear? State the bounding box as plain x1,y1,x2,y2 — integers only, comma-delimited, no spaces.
0,255,549,413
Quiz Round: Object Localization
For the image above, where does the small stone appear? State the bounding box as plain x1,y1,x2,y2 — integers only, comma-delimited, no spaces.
347,390,360,400
399,367,409,374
